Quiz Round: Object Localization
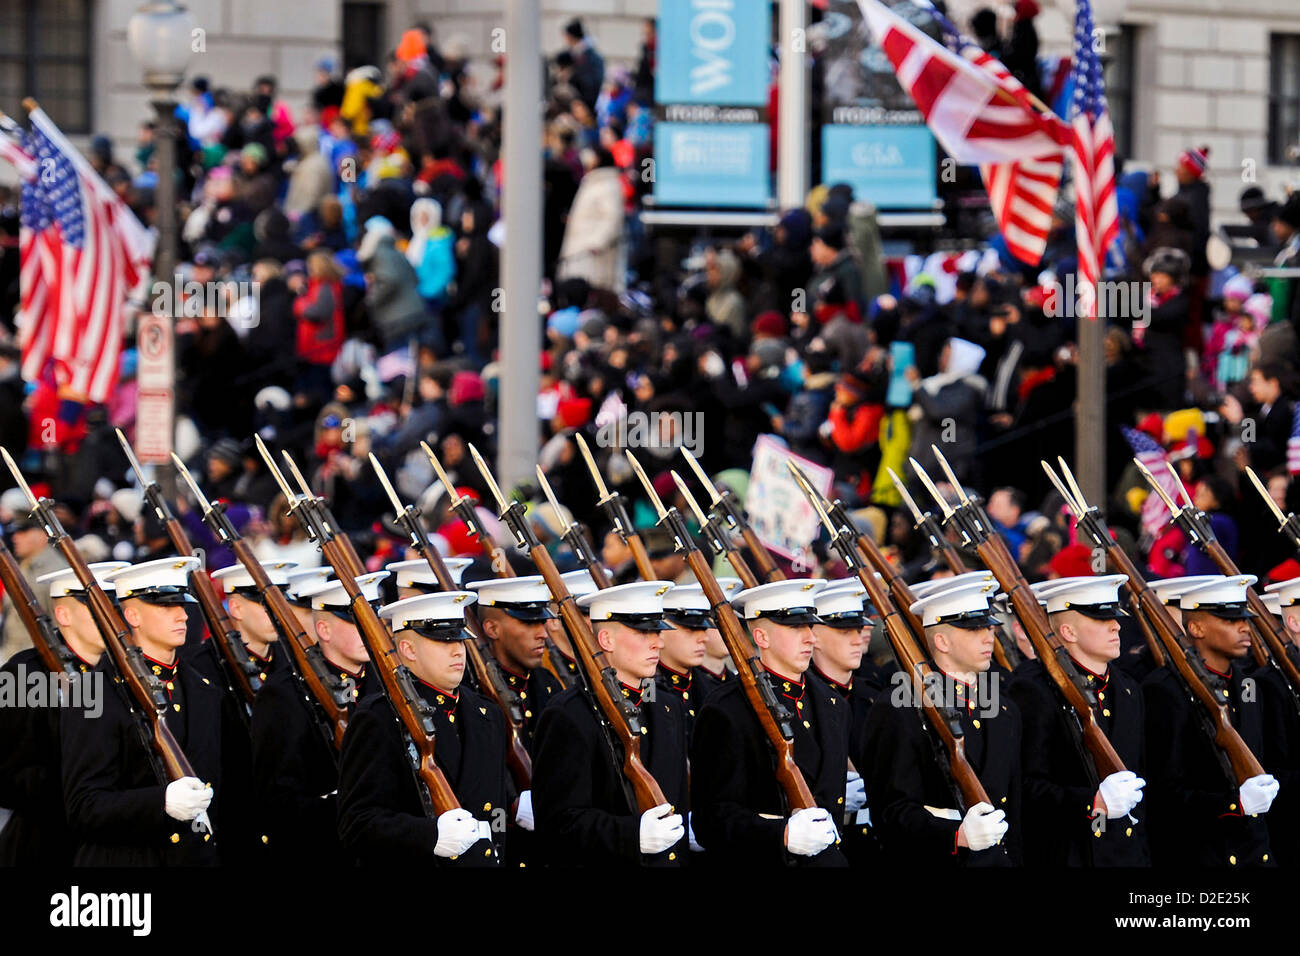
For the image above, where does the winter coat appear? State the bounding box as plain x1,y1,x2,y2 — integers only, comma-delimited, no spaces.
558,167,626,293
359,231,428,349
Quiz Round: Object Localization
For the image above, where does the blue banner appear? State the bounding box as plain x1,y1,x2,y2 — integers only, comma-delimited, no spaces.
821,124,936,209
657,0,771,106
653,123,770,207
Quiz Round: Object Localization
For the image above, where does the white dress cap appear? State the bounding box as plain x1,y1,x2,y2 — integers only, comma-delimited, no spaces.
909,579,999,628
731,579,828,625
39,561,130,599
577,580,674,631
105,556,202,604
212,560,297,593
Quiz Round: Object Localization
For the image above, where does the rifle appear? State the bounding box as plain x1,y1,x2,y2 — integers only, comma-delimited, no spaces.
575,433,656,582
279,448,367,578
421,440,517,579
1244,465,1300,556
885,466,966,576
258,440,470,831
642,464,816,812
469,444,668,814
1,448,212,834
681,447,785,584
1043,458,1266,787
912,447,1126,785
171,453,354,752
369,451,533,790
0,534,82,676
1137,459,1300,710
785,463,992,812
117,430,257,722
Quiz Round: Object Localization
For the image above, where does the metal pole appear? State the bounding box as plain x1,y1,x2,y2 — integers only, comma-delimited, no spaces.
1075,311,1106,507
500,0,542,492
777,0,809,209
152,95,178,499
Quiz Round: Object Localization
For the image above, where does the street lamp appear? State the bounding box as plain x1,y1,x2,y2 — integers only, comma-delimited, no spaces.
127,2,195,484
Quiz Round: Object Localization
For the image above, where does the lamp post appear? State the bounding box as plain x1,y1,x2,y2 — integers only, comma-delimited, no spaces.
127,2,195,489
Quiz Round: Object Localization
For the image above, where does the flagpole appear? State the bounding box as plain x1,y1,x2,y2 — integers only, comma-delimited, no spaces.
1076,302,1107,507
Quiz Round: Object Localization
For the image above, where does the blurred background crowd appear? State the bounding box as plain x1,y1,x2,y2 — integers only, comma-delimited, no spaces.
3,13,1300,661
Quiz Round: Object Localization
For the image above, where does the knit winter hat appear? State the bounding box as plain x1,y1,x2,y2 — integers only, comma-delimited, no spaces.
1177,145,1209,180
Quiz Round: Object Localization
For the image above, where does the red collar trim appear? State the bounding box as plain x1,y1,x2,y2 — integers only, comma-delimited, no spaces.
811,663,852,695
1205,663,1233,679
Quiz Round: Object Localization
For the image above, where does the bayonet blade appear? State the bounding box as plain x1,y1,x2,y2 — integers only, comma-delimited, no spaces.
467,444,509,515
171,452,213,515
624,450,667,519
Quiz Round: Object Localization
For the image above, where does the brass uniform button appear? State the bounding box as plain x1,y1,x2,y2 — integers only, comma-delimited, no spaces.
525,710,532,718
204,833,211,842
1229,855,1237,865
1125,827,1133,837
170,833,180,844
972,719,981,729
803,720,811,729
1000,796,1007,804
448,715,455,722
1230,803,1237,811
259,672,267,681
837,797,844,805
1102,709,1111,717
682,692,689,700
796,701,803,710
641,726,648,734
1264,854,1269,862
261,835,269,844
450,855,458,861
166,681,174,690
668,852,676,861
485,848,492,857
520,692,527,700
173,704,181,712
484,803,493,811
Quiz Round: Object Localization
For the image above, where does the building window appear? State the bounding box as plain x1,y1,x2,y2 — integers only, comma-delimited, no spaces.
0,0,92,135
1270,34,1300,166
1102,25,1137,163
342,2,386,77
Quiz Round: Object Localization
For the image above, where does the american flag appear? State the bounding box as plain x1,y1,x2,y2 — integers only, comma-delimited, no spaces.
1287,403,1300,475
1070,0,1119,321
1123,426,1180,538
14,108,152,403
919,1,1065,266
856,0,1069,166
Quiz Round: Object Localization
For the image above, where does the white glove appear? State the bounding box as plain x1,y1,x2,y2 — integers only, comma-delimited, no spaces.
1098,770,1146,819
688,812,704,852
164,777,212,822
639,803,685,855
434,808,482,858
845,771,866,814
514,791,534,831
785,806,839,857
1240,774,1281,815
958,802,1007,852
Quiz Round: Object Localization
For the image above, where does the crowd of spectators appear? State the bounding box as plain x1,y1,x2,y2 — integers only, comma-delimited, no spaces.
3,12,1300,662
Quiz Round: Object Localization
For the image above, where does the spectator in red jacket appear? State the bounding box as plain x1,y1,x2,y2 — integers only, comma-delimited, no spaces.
292,250,346,404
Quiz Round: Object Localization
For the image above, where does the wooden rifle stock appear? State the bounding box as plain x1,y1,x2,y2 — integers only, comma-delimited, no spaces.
161,515,259,713
1084,520,1265,784
402,512,533,789
0,536,76,675
972,534,1126,779
227,537,351,750
1199,538,1300,709
528,540,667,812
318,536,462,815
683,549,815,809
48,532,197,783
848,557,991,809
